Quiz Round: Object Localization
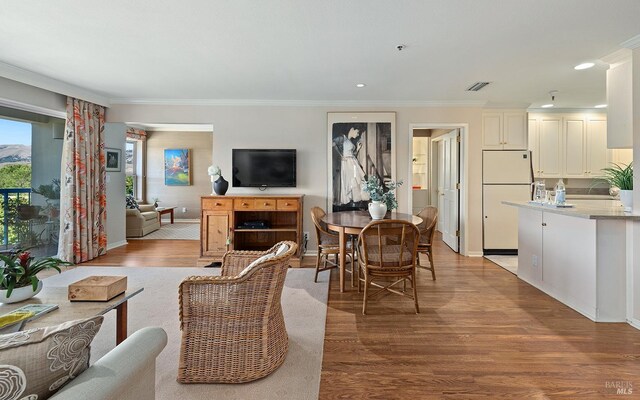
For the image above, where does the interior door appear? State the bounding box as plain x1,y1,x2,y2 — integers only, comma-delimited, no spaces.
436,130,460,252
436,140,445,232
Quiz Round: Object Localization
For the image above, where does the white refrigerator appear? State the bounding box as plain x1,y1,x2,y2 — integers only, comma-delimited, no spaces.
483,151,533,253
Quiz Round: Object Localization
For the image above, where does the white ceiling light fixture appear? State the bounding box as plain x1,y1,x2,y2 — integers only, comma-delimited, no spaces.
541,90,558,108
356,83,366,88
594,104,607,108
574,62,595,70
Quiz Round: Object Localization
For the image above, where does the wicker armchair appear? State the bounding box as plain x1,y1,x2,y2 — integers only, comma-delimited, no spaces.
416,206,438,280
178,241,298,383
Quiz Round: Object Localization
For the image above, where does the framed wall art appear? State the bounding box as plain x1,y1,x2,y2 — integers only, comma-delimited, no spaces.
327,112,396,212
105,148,121,172
164,148,191,186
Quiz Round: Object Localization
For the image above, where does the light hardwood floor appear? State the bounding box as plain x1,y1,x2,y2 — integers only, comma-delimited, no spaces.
80,237,640,398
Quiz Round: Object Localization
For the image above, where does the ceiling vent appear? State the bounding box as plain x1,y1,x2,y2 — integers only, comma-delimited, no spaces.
466,82,490,91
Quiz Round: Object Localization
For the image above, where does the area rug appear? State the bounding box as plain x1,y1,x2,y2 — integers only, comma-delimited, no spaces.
43,266,329,400
484,255,518,275
129,221,200,240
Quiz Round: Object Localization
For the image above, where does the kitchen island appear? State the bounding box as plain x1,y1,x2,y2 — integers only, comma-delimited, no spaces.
504,201,639,322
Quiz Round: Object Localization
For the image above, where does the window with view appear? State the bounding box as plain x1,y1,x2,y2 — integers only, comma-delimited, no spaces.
125,140,136,198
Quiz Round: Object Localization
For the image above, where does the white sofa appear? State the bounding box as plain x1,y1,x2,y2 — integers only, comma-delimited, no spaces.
51,326,167,400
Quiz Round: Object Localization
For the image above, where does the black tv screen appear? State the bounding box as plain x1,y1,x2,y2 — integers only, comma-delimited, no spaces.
232,149,297,187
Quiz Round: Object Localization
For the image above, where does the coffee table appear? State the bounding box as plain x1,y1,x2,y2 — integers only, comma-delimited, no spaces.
0,286,143,345
156,206,176,225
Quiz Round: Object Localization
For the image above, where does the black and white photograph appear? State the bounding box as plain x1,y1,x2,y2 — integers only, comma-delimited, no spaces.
105,148,121,172
327,112,395,212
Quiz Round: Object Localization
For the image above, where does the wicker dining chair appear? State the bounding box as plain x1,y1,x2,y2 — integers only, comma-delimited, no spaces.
310,207,355,285
416,206,438,280
357,220,420,314
178,241,297,384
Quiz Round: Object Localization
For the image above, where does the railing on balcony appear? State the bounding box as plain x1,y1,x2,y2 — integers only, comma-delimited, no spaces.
0,188,31,248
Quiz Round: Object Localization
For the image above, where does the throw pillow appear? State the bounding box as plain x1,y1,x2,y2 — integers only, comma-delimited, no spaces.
238,252,276,277
125,195,139,210
0,316,103,400
275,243,289,257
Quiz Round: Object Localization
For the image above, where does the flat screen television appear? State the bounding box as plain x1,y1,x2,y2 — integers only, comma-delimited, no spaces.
232,149,297,187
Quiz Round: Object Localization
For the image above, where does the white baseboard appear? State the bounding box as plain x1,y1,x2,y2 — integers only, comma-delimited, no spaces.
627,317,640,330
174,219,199,223
107,240,127,250
467,251,484,257
304,251,318,257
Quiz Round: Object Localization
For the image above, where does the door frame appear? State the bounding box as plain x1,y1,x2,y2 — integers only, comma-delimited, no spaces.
408,123,469,256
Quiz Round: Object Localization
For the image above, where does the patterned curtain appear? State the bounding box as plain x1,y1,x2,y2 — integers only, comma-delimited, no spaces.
58,97,107,263
126,127,147,141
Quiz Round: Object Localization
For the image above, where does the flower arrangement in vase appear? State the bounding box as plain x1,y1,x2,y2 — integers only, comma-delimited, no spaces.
362,176,403,219
0,250,72,303
208,165,228,196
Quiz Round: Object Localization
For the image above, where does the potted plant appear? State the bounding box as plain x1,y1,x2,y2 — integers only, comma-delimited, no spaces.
598,162,633,212
362,176,403,219
0,249,72,303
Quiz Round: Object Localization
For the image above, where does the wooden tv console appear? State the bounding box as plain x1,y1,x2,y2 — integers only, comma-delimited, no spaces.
199,194,304,267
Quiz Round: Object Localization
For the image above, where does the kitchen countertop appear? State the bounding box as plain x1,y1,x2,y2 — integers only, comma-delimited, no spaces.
503,201,640,220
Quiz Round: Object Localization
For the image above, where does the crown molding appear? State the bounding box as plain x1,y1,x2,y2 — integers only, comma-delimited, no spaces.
601,48,632,66
109,98,487,108
621,34,640,50
0,61,110,107
126,123,214,132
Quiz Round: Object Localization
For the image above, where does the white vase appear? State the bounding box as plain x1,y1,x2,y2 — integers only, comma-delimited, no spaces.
368,201,387,220
619,190,633,212
0,281,43,304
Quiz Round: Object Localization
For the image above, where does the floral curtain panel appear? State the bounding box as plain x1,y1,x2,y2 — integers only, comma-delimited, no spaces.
58,97,107,263
126,127,146,141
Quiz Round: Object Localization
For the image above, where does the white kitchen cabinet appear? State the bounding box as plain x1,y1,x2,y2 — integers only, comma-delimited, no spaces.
530,113,608,179
483,111,527,150
531,115,563,178
515,206,627,322
606,59,633,149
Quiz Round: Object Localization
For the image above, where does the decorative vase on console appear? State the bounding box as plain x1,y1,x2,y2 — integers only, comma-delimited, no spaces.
362,175,403,220
208,165,229,196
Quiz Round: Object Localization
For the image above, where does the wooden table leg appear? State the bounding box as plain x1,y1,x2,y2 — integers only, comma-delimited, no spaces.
170,209,174,224
116,301,128,345
339,228,346,293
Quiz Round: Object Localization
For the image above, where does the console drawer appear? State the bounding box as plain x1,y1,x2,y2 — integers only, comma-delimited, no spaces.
202,198,233,211
277,199,299,210
254,199,277,210
234,198,254,210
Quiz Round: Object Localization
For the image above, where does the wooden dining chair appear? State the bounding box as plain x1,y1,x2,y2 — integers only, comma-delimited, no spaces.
357,219,420,314
310,207,354,285
416,206,438,280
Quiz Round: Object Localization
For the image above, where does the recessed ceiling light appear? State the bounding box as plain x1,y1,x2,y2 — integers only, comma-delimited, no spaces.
356,83,366,88
594,104,607,108
574,62,595,70
541,104,554,108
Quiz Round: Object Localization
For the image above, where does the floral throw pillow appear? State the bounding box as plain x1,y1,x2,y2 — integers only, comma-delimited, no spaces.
125,195,139,210
0,316,103,400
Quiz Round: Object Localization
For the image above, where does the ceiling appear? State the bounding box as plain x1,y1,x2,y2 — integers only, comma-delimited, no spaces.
1,0,639,108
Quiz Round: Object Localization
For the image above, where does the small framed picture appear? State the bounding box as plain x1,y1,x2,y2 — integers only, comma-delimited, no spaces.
105,148,122,172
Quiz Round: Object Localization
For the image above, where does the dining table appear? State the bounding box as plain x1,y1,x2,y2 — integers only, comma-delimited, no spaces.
321,210,423,292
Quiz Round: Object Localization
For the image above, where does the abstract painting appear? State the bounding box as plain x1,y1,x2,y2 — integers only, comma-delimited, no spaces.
164,148,191,186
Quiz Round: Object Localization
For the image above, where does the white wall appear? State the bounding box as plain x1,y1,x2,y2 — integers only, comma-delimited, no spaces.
104,123,127,249
106,104,484,255
146,131,212,219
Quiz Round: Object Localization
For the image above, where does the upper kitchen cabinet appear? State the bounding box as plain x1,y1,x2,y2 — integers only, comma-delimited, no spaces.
606,59,633,148
482,111,527,150
529,113,608,179
529,114,562,178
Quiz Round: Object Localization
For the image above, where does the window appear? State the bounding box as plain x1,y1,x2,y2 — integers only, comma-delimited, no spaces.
125,140,137,198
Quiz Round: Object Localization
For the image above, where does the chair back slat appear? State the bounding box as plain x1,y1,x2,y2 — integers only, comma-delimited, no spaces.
358,220,419,269
417,206,438,245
